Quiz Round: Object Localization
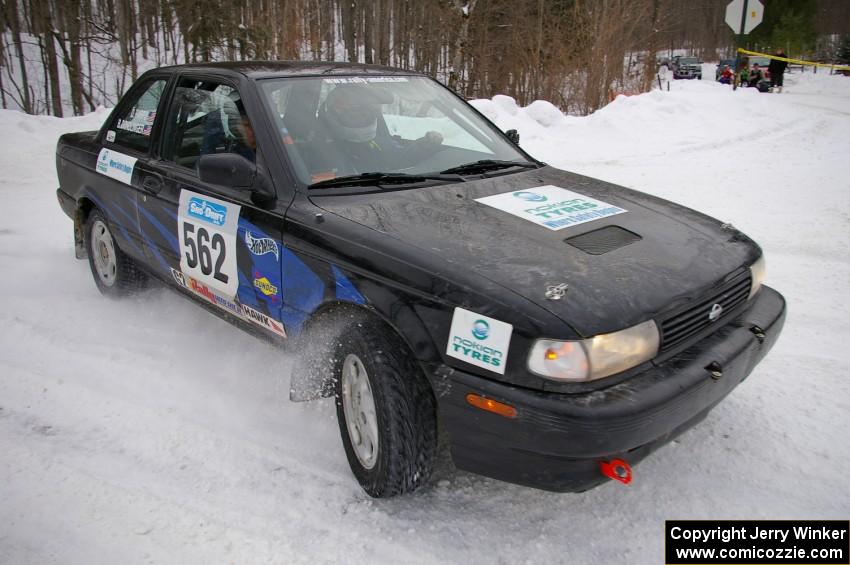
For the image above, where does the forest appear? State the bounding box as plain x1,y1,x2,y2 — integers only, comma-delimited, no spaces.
2,0,849,117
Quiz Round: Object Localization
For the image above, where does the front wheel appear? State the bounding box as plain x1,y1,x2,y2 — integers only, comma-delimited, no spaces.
333,316,437,497
85,209,147,296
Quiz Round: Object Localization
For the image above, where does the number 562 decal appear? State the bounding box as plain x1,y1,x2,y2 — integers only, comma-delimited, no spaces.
177,190,241,298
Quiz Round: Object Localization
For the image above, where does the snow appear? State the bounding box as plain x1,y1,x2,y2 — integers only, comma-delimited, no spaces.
2,71,850,564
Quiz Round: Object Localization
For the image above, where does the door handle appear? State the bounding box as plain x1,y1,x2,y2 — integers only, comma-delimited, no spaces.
142,175,163,194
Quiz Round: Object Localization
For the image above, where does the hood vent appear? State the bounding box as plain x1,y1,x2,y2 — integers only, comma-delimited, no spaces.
564,226,642,255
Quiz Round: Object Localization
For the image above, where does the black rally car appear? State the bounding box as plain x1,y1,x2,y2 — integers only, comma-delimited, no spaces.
55,62,786,497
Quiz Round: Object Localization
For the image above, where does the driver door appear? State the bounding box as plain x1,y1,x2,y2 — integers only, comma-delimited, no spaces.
138,75,287,338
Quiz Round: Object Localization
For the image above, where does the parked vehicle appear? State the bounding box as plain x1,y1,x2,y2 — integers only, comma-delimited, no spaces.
672,56,703,79
55,62,785,497
747,56,773,77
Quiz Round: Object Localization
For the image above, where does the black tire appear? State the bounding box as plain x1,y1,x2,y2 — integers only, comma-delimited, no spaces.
332,315,437,497
85,209,148,296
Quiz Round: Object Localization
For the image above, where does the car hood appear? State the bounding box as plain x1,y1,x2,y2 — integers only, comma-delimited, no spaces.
311,166,759,337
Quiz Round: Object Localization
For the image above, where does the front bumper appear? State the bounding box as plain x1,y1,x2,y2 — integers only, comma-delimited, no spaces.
674,69,702,79
438,285,786,492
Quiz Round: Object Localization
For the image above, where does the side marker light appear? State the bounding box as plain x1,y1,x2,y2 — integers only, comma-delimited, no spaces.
465,394,517,419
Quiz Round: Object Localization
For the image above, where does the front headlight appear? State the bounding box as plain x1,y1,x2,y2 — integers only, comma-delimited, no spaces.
749,255,766,299
528,320,660,382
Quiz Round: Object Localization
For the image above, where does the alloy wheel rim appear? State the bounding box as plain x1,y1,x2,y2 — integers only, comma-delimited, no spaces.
91,220,117,287
341,353,379,470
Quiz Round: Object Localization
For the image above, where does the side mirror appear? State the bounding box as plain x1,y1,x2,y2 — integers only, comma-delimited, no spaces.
198,153,274,200
199,153,255,188
506,129,520,145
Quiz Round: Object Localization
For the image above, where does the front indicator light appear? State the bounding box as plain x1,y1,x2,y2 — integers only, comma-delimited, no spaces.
749,255,766,299
528,320,660,382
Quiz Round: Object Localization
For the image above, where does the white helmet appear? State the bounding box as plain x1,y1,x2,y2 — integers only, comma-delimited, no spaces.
322,85,388,143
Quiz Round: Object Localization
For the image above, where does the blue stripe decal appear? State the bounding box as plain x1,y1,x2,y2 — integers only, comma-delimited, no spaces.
130,195,179,255
261,244,326,334
237,269,260,308
87,193,145,257
145,234,170,272
331,265,366,305
119,194,169,272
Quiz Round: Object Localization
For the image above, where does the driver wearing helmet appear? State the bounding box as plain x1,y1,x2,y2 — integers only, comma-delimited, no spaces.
319,84,443,173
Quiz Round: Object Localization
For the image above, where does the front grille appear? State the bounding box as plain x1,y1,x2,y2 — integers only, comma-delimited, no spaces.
659,273,752,351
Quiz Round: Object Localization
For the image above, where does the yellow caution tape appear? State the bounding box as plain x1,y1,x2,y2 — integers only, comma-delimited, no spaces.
737,48,850,72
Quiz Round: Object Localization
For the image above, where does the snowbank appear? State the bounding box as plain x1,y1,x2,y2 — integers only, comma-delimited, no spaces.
1,71,849,564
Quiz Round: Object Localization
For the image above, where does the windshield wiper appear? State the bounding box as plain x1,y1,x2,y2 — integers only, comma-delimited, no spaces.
439,159,539,176
309,171,463,190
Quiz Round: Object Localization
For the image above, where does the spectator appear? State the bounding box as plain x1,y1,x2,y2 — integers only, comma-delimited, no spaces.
768,49,788,93
739,63,750,87
748,63,764,88
719,65,734,84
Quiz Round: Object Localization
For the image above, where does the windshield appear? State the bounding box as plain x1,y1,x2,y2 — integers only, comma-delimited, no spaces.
679,57,699,65
259,76,530,186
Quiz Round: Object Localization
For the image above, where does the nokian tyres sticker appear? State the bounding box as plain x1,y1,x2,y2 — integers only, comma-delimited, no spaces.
96,148,137,186
178,190,241,298
476,185,626,231
446,308,512,375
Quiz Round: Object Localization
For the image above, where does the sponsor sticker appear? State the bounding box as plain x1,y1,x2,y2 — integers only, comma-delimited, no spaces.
170,268,186,287
172,268,284,336
181,272,243,316
475,185,626,231
253,276,279,298
187,196,227,226
96,148,137,186
244,230,279,260
240,304,286,337
446,307,512,375
323,76,409,84
116,109,156,136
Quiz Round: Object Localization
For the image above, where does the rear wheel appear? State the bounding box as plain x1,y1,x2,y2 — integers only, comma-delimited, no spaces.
332,316,437,497
85,209,147,296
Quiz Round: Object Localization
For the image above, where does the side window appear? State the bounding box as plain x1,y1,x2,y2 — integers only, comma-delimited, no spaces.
163,78,256,171
109,79,167,154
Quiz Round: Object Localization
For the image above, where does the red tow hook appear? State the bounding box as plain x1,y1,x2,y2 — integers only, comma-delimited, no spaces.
599,459,633,485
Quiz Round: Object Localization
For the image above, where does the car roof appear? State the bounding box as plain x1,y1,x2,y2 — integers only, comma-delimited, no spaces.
151,60,425,80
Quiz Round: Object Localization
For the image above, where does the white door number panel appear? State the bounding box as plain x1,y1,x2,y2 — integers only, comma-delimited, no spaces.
178,190,241,298
446,307,513,375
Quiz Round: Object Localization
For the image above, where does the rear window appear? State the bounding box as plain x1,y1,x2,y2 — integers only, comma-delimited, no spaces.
109,79,167,154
